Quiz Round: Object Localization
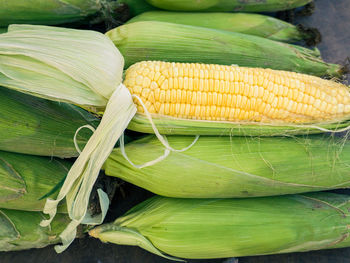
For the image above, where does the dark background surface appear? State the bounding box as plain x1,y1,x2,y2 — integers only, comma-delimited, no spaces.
1,0,350,262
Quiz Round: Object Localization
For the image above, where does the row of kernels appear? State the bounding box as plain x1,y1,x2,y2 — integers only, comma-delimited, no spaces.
133,85,340,117
135,96,336,123
142,101,326,123
128,72,343,109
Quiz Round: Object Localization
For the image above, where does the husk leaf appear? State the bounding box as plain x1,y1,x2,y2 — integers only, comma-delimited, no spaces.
107,21,342,77
105,134,350,198
90,193,350,259
145,0,312,12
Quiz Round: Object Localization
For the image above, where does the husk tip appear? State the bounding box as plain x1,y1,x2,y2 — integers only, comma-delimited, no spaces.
296,1,316,17
338,58,350,77
297,24,322,46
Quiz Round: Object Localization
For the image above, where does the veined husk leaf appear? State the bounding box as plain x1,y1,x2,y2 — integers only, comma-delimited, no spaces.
0,0,116,27
0,150,72,211
0,87,99,158
106,21,342,77
128,113,350,136
0,25,136,252
127,11,316,44
105,134,350,198
89,193,350,260
145,0,312,12
0,209,83,251
0,24,122,106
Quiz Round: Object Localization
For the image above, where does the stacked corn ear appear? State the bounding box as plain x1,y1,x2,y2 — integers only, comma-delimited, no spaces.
0,24,348,253
106,21,341,77
0,87,99,158
0,150,72,211
90,193,350,260
105,134,350,198
127,11,319,44
0,209,83,251
0,0,117,27
145,0,312,12
123,61,350,136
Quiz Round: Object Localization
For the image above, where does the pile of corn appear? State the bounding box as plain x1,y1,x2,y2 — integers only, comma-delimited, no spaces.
0,0,350,261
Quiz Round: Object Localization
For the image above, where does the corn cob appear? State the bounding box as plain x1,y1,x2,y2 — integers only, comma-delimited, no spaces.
124,61,350,135
0,0,118,27
0,87,99,158
90,193,350,260
105,135,350,198
0,209,83,251
107,21,341,77
0,150,72,211
127,11,319,44
145,0,312,12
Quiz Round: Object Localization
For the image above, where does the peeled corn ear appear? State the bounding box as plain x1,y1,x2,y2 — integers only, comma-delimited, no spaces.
90,193,350,260
125,61,350,136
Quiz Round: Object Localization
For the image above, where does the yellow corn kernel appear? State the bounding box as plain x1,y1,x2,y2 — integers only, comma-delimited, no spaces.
124,61,350,123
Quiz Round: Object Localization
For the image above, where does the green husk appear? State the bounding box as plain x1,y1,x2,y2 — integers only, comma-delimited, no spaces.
0,87,99,158
0,209,82,251
127,114,350,136
127,11,318,44
0,0,117,27
0,24,133,252
0,150,72,211
107,21,342,77
105,134,350,198
119,0,158,17
145,0,312,12
89,193,350,260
